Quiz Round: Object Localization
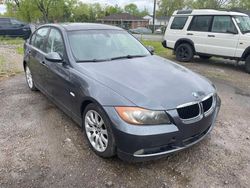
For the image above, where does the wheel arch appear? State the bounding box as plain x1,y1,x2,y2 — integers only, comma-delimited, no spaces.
80,97,99,116
174,38,195,52
241,46,250,60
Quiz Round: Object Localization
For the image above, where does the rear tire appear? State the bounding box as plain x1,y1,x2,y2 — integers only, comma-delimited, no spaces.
245,55,250,74
176,43,194,62
199,55,211,60
25,64,38,91
82,103,116,158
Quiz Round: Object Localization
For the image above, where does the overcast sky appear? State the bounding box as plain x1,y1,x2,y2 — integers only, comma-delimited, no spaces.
0,0,155,14
0,4,5,14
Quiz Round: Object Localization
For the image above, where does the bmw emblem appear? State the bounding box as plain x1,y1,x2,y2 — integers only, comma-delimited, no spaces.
192,92,199,98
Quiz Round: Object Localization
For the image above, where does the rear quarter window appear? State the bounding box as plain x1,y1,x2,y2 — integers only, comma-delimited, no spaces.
170,17,188,30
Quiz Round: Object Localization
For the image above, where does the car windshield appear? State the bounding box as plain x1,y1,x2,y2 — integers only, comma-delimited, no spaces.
234,16,250,34
68,30,150,62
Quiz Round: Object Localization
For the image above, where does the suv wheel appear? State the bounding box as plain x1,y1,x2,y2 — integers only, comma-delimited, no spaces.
83,103,116,158
245,55,250,74
199,55,211,60
176,43,194,62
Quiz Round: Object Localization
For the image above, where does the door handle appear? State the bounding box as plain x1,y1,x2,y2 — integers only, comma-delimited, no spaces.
187,33,193,35
208,35,215,37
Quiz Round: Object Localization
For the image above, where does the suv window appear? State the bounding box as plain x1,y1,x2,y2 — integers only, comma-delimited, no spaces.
189,16,213,32
171,17,188,30
0,18,11,26
45,28,64,56
32,27,49,51
212,16,237,33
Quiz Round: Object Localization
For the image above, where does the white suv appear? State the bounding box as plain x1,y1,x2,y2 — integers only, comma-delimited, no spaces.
162,9,250,73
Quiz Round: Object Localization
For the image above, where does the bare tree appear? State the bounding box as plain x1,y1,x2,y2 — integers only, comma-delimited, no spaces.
5,0,20,8
35,0,53,23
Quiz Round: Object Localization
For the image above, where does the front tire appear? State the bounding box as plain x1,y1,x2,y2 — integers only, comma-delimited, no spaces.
245,55,250,74
176,43,194,62
83,103,116,158
25,65,38,91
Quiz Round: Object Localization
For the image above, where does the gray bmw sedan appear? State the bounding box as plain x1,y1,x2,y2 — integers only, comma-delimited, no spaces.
24,23,220,162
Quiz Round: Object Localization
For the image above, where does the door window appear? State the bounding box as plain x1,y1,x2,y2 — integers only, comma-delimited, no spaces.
32,27,49,51
188,16,213,32
212,16,237,33
0,18,11,27
170,17,188,30
46,28,64,57
10,19,21,25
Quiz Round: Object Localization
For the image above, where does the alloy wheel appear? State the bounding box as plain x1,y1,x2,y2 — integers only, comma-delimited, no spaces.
25,66,33,88
178,46,189,59
84,110,108,152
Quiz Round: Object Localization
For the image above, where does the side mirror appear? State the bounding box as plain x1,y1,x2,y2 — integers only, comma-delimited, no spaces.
45,52,63,62
146,46,155,54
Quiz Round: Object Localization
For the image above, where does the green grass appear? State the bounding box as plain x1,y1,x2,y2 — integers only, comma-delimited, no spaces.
16,46,24,55
141,40,173,59
0,37,24,45
0,37,24,55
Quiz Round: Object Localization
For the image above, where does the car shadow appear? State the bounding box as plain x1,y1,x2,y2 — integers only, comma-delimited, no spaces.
190,56,246,73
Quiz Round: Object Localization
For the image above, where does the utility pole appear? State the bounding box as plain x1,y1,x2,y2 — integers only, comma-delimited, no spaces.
152,0,157,33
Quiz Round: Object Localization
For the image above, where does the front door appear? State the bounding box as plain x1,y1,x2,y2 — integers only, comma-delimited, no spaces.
205,16,239,57
44,28,73,113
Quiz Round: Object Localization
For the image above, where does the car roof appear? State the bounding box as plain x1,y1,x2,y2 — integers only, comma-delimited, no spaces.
173,9,248,16
43,23,124,31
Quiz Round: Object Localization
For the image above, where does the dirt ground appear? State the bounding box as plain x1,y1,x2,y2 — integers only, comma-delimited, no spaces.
0,45,250,188
0,44,23,80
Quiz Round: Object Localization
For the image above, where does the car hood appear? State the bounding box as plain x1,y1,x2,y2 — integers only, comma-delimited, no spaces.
77,55,215,110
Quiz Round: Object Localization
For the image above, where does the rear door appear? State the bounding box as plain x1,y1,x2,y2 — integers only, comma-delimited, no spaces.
187,15,213,54
28,27,50,92
205,16,239,57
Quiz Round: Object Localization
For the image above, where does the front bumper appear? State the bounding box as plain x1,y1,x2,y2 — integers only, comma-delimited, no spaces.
104,96,221,162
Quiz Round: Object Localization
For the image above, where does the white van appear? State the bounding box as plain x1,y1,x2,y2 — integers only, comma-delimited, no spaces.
162,9,250,73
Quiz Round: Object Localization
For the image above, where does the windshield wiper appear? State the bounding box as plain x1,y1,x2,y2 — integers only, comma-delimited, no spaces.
76,58,111,63
110,55,147,61
76,55,148,62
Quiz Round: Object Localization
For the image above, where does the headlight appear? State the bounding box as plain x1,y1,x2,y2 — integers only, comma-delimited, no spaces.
115,107,171,125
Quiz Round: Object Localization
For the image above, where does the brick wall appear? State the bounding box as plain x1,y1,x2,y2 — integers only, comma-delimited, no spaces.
131,21,149,29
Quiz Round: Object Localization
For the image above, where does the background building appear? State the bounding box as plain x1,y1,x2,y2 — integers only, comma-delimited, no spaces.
100,13,149,29
143,15,170,27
